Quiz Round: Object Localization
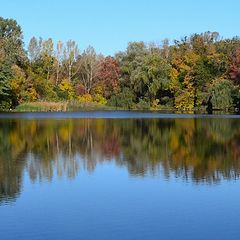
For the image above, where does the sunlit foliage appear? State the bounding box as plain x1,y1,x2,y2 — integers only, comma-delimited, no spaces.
1,17,240,111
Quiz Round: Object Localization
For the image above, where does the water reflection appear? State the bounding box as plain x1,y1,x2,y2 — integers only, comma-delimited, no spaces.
0,117,240,203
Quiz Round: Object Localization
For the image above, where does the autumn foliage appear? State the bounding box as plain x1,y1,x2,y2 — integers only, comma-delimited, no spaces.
229,48,240,83
1,17,240,111
96,57,121,98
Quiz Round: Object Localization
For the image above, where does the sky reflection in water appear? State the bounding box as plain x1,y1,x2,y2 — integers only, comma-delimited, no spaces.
0,113,240,240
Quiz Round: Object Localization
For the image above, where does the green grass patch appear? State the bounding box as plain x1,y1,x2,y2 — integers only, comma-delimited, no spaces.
14,101,119,112
14,102,68,112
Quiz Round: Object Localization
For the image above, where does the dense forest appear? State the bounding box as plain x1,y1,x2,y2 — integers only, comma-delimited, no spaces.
1,17,240,111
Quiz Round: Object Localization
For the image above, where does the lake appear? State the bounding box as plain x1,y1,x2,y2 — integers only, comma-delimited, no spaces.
0,111,240,240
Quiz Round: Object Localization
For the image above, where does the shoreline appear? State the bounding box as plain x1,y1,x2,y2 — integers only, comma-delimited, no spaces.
4,101,237,114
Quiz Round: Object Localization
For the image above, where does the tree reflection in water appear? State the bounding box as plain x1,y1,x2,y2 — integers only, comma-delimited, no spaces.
0,117,240,203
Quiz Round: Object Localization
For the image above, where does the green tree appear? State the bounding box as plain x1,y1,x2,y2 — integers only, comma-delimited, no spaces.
131,52,171,101
210,78,235,109
0,17,26,108
0,17,25,65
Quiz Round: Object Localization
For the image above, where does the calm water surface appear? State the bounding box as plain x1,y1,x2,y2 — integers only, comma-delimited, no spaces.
0,112,240,240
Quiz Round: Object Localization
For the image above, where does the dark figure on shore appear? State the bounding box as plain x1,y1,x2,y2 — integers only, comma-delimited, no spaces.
202,96,213,114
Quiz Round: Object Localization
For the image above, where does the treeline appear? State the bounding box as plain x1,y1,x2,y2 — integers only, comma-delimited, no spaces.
1,17,240,110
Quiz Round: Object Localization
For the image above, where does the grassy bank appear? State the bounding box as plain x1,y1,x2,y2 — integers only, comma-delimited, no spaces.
13,101,176,112
14,101,118,112
11,101,236,113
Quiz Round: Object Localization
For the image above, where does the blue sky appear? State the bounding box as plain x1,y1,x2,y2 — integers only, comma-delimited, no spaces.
1,0,239,55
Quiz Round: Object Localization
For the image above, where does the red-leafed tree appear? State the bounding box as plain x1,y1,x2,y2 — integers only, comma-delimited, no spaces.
96,56,121,98
229,48,240,83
